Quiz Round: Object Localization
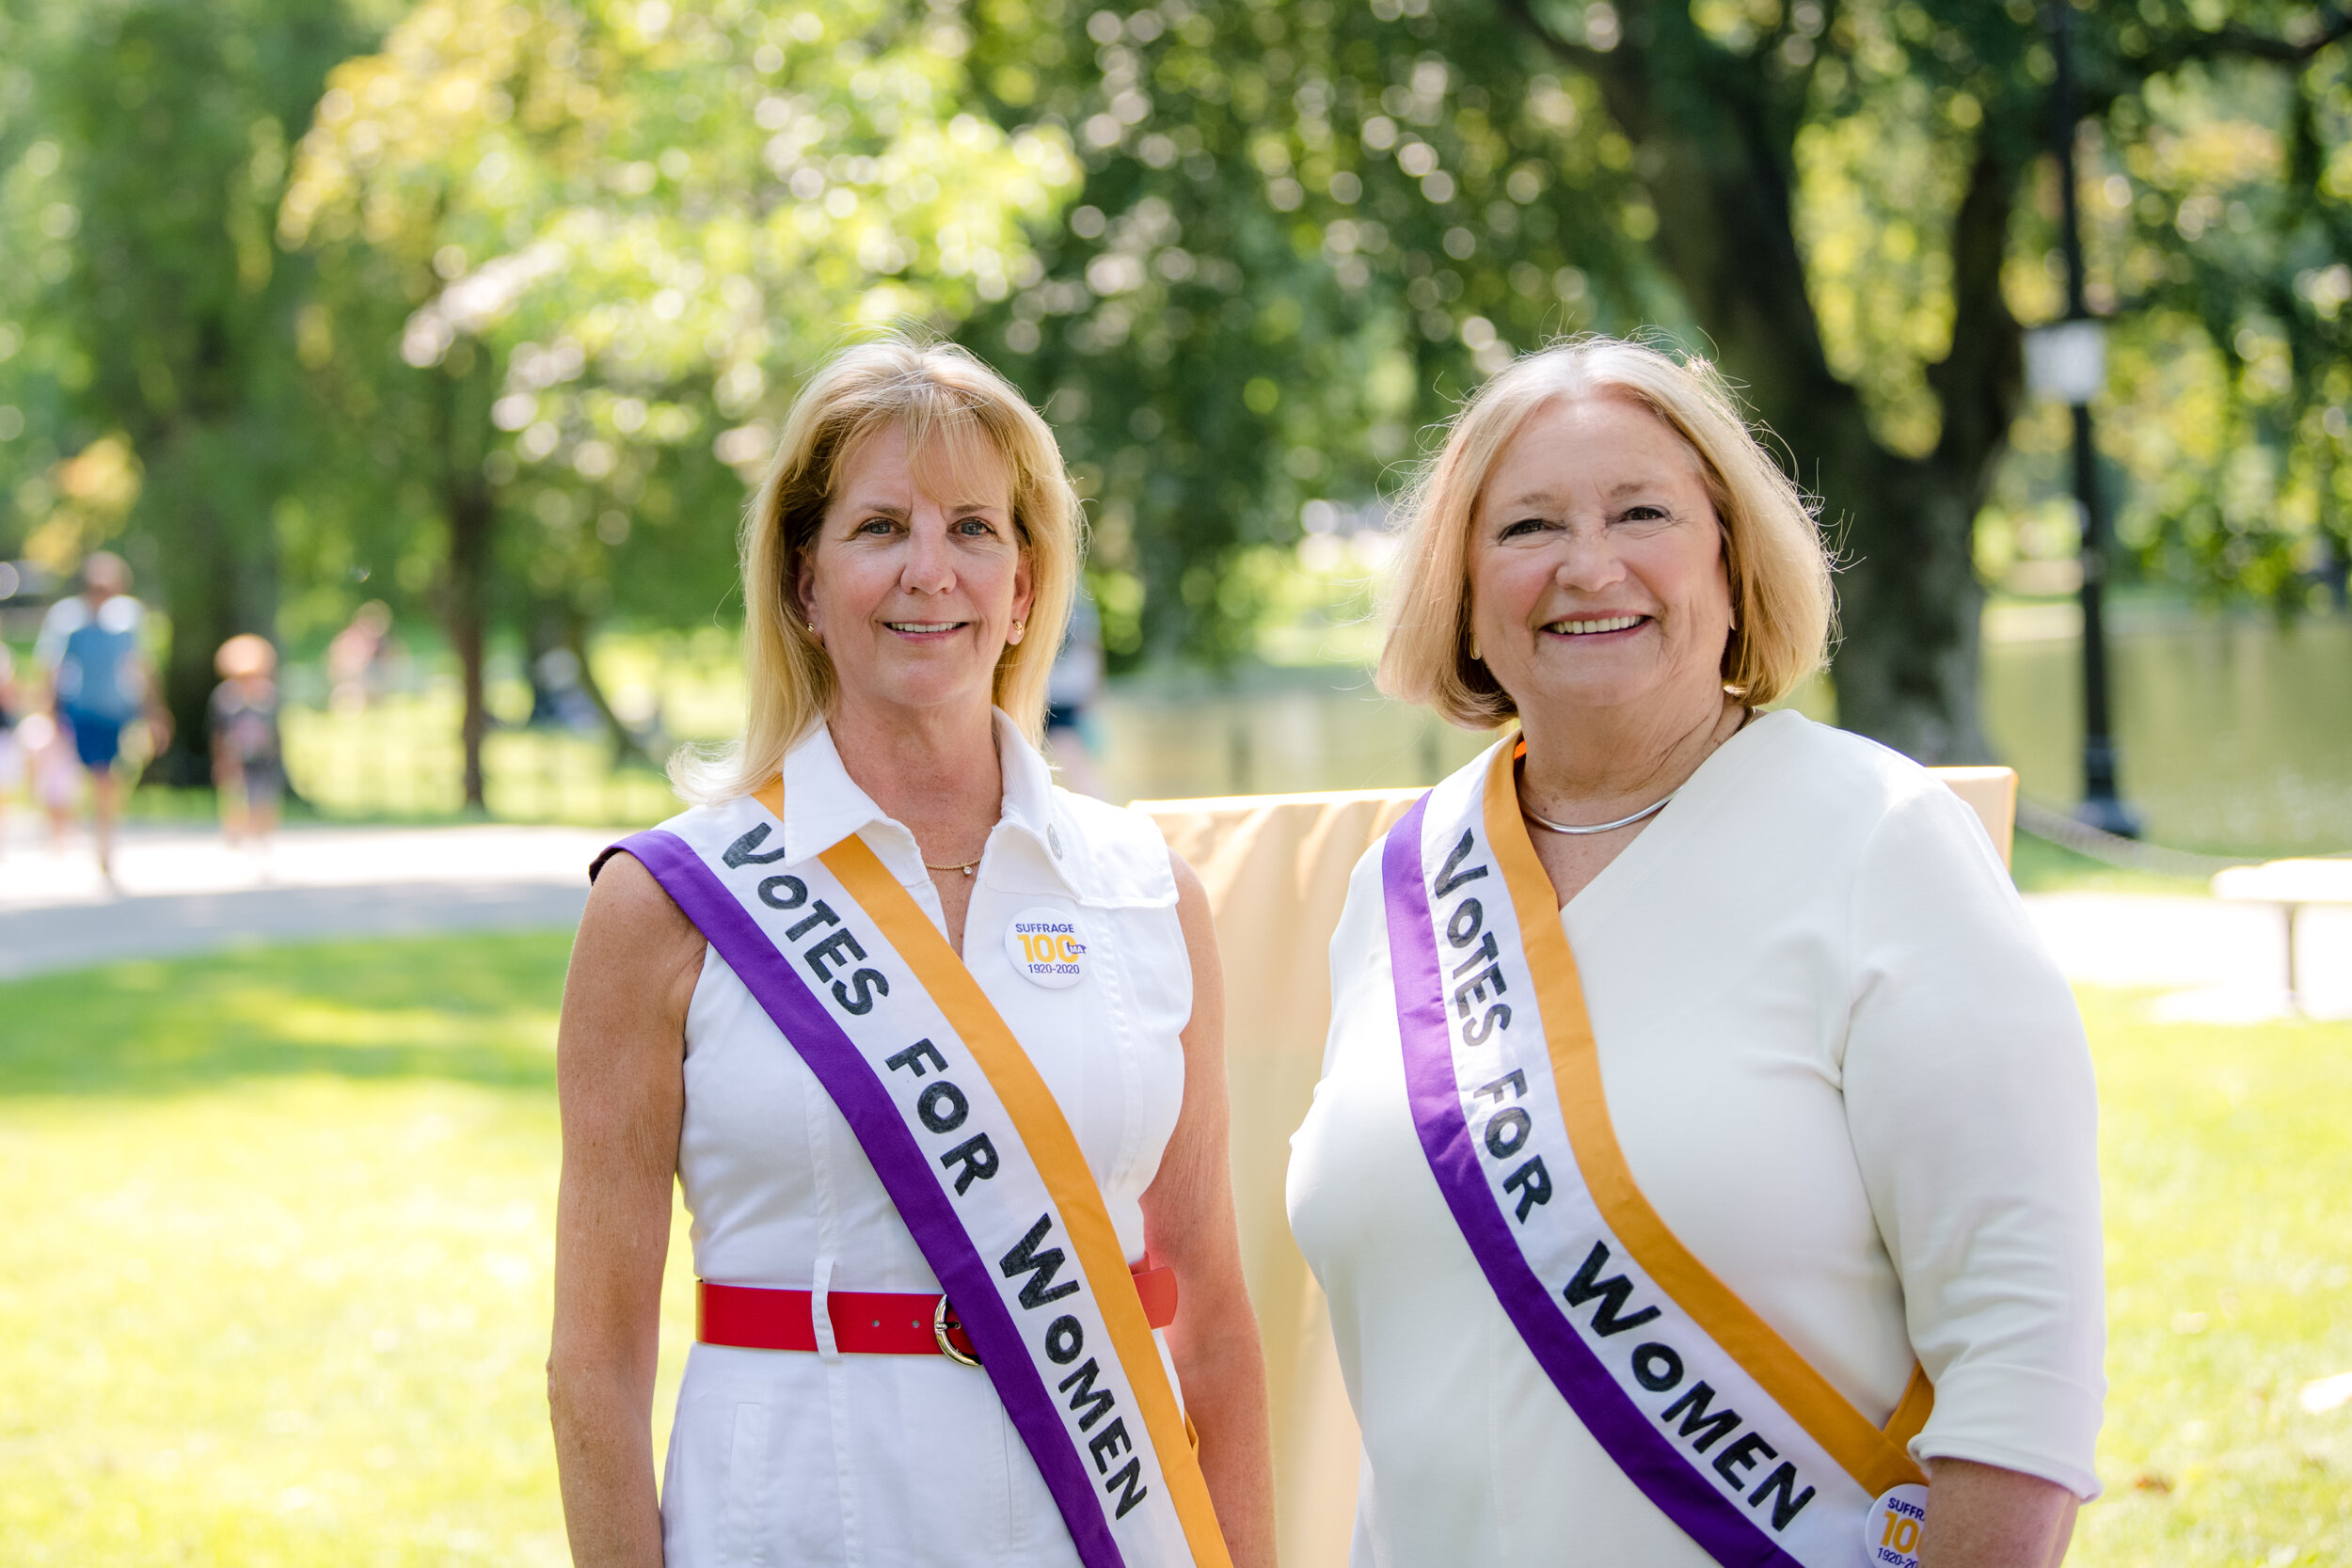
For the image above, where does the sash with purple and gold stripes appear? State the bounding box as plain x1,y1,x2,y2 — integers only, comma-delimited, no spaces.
1383,739,1936,1568
614,786,1230,1568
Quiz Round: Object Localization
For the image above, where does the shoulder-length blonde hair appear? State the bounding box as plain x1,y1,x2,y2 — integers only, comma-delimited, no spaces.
1377,335,1834,729
675,335,1081,802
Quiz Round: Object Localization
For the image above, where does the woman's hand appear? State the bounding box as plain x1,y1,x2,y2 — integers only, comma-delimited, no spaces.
548,853,703,1568
1139,852,1279,1568
1919,1457,2079,1568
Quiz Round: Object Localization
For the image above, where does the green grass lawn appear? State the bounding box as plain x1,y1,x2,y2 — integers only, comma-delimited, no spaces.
0,934,697,1566
0,938,2345,1563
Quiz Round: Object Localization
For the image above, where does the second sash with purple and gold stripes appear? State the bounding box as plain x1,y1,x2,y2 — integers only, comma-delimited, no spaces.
615,789,1230,1568
1383,740,1936,1568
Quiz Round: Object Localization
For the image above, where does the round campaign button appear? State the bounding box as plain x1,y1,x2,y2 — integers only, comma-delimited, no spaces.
1863,1483,1930,1568
1006,909,1087,989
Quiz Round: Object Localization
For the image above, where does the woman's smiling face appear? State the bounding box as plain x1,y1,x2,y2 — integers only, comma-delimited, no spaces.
1467,393,1734,721
797,419,1033,722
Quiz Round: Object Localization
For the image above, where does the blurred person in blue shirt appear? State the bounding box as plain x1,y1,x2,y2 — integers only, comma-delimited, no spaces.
35,551,167,885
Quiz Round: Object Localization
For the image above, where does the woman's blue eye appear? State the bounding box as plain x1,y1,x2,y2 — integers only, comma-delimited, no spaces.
1502,517,1545,537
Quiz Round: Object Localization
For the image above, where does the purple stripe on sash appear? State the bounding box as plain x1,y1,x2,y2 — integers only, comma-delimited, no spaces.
613,830,1129,1568
1381,799,1802,1568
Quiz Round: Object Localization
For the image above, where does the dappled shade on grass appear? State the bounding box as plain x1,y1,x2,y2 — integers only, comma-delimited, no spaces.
0,934,571,1096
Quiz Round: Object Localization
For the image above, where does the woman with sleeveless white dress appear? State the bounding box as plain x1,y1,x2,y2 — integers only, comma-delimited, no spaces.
549,338,1275,1568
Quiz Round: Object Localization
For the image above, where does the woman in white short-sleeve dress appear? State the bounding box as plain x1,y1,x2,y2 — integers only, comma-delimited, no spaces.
550,338,1275,1568
1288,338,2105,1568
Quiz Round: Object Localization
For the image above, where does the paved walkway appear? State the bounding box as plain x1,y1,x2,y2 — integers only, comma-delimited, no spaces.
0,819,607,982
1,819,2344,1018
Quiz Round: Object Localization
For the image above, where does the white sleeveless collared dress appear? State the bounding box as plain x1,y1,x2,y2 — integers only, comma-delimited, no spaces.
653,714,1192,1567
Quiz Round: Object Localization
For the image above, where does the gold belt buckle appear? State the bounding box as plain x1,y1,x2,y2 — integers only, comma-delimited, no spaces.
933,1295,981,1367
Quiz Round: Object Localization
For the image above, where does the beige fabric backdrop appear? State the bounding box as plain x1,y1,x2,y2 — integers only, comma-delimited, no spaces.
1134,767,2014,1566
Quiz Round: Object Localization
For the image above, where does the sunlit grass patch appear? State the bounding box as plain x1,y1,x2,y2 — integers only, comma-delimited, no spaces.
0,934,2346,1564
0,933,695,1567
2077,991,2352,1567
0,936,569,1095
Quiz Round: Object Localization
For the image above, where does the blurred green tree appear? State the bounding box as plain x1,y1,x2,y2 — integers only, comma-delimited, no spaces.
280,0,1076,801
0,0,380,780
965,0,1662,665
1500,0,2352,757
973,0,2352,759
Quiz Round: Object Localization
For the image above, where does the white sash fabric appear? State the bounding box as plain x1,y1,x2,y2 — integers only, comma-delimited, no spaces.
1382,740,1931,1568
618,794,1230,1568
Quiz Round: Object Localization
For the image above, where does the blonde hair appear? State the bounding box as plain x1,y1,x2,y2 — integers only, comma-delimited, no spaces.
675,335,1081,802
1377,335,1834,728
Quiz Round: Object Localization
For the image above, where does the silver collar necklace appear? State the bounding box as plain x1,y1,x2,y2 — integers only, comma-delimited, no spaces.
1516,705,1753,836
1519,789,1676,836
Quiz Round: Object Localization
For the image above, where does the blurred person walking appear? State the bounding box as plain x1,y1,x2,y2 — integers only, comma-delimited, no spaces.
210,633,285,857
0,645,22,860
34,550,167,886
550,338,1274,1568
15,712,81,846
326,599,392,711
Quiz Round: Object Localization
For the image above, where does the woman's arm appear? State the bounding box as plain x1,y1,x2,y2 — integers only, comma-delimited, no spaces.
1920,1457,2079,1568
1841,786,2106,1549
548,853,704,1568
1139,852,1278,1568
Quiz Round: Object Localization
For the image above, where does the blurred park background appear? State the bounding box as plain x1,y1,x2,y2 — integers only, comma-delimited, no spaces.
2,0,2350,1562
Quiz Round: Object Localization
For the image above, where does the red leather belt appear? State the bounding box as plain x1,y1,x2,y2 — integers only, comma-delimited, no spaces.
698,1264,1178,1364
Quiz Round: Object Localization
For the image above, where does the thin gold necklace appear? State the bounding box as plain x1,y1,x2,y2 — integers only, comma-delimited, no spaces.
922,851,984,878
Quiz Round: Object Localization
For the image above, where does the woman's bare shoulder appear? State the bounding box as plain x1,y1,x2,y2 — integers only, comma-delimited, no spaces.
572,849,706,1005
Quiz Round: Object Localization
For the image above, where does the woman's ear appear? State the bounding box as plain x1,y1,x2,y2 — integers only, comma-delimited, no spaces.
1009,539,1037,630
792,544,819,633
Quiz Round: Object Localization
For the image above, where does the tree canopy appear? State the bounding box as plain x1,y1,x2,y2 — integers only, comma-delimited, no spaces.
2,0,2348,779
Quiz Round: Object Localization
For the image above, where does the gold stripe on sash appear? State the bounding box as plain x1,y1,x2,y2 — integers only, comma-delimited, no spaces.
1481,743,1932,1497
821,832,1235,1568
1883,1364,1936,1449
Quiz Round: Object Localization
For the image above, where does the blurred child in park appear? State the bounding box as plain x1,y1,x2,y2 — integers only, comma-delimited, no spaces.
0,644,21,858
16,710,82,845
210,633,284,854
34,550,167,886
326,599,392,711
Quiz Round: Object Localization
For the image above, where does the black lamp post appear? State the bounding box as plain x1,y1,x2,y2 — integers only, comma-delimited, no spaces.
2042,2,2142,837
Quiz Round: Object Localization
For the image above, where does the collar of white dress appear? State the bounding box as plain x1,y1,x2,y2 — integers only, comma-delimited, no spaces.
774,708,1080,897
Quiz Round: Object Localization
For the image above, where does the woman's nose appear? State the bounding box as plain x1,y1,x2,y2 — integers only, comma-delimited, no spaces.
899,521,957,594
1552,527,1626,592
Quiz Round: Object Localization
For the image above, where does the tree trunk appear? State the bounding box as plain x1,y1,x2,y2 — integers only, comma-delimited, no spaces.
151,483,238,788
1824,459,1990,760
446,478,494,812
139,423,282,786
1500,1,2026,762
434,353,498,813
